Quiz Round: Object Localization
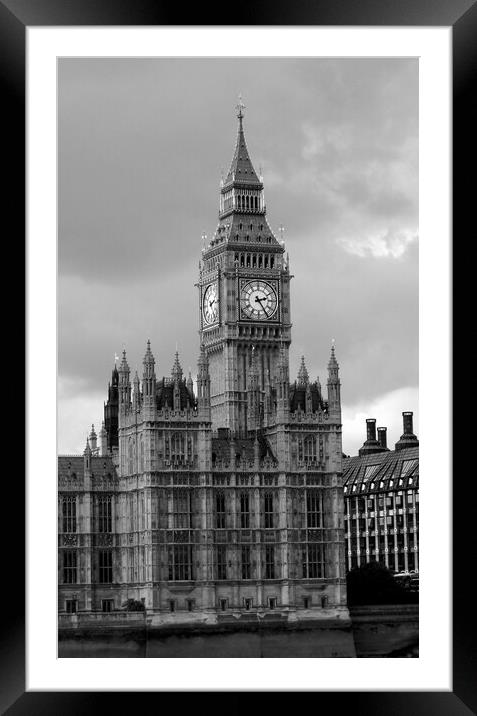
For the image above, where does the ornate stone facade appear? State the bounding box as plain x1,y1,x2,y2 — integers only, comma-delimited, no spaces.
58,105,349,624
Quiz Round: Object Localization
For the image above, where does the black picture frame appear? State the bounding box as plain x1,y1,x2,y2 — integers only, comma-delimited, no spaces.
3,0,472,712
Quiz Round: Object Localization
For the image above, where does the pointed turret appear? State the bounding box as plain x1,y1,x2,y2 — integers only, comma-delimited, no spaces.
104,362,119,452
83,436,92,471
142,340,156,408
118,349,131,410
327,340,341,415
224,96,261,187
171,350,183,382
89,424,97,454
328,341,339,381
99,421,107,457
297,356,309,386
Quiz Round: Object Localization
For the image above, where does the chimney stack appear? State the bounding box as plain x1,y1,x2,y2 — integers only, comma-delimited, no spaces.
366,419,377,442
395,411,419,451
377,427,389,451
359,418,386,456
403,412,413,435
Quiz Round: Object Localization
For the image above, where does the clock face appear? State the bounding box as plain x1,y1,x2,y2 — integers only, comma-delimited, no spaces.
203,283,219,325
240,280,278,321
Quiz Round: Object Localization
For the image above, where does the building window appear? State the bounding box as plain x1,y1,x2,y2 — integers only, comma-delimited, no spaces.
65,599,78,613
99,550,113,583
303,436,316,463
264,492,274,528
187,599,195,612
173,489,192,528
102,599,114,613
216,491,226,528
63,550,77,584
241,545,251,580
265,546,275,579
244,598,253,611
306,490,323,528
240,493,250,528
62,495,77,533
216,545,227,580
169,600,176,612
220,598,228,611
98,494,112,533
303,597,310,609
321,596,328,608
268,597,277,610
171,433,186,461
168,545,193,581
303,543,325,579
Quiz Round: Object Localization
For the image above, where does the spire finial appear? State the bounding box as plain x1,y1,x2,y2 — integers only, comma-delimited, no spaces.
297,355,309,386
236,93,245,121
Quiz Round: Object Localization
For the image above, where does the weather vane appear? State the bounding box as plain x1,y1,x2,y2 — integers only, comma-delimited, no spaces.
236,94,245,119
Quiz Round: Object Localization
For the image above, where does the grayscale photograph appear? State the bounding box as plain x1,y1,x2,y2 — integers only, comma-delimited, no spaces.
57,57,419,658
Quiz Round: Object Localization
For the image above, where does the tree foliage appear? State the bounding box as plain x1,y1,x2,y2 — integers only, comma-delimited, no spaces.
346,561,418,606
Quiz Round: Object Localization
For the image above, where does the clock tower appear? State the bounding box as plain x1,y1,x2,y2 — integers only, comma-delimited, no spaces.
198,99,292,434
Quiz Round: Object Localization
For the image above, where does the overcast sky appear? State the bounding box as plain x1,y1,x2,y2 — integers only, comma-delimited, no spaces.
58,57,418,456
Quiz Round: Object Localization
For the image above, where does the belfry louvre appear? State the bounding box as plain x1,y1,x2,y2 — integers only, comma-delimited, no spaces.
58,104,349,625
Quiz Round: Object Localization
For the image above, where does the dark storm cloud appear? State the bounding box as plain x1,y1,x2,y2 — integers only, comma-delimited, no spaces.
58,57,418,454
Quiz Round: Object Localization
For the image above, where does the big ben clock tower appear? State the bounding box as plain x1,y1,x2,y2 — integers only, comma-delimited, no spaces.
198,99,292,434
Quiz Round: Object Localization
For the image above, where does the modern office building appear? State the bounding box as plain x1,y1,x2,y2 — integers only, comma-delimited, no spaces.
342,412,419,573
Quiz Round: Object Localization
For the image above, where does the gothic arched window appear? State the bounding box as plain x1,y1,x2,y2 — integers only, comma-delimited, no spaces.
62,495,77,533
171,432,185,461
303,436,316,463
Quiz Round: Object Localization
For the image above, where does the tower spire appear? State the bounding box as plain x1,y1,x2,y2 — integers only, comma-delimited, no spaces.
171,350,183,382
224,97,261,187
236,93,245,122
297,356,309,386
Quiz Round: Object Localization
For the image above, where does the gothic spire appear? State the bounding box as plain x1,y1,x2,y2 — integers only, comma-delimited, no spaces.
327,340,340,384
328,340,339,370
224,96,261,187
171,350,183,382
83,436,92,456
119,349,129,374
297,356,309,386
143,339,154,364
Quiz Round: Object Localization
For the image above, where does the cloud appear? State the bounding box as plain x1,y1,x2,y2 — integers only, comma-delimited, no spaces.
58,376,106,454
57,57,418,453
337,228,418,258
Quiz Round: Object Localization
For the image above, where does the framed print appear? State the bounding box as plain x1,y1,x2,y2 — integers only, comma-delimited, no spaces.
2,0,473,712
